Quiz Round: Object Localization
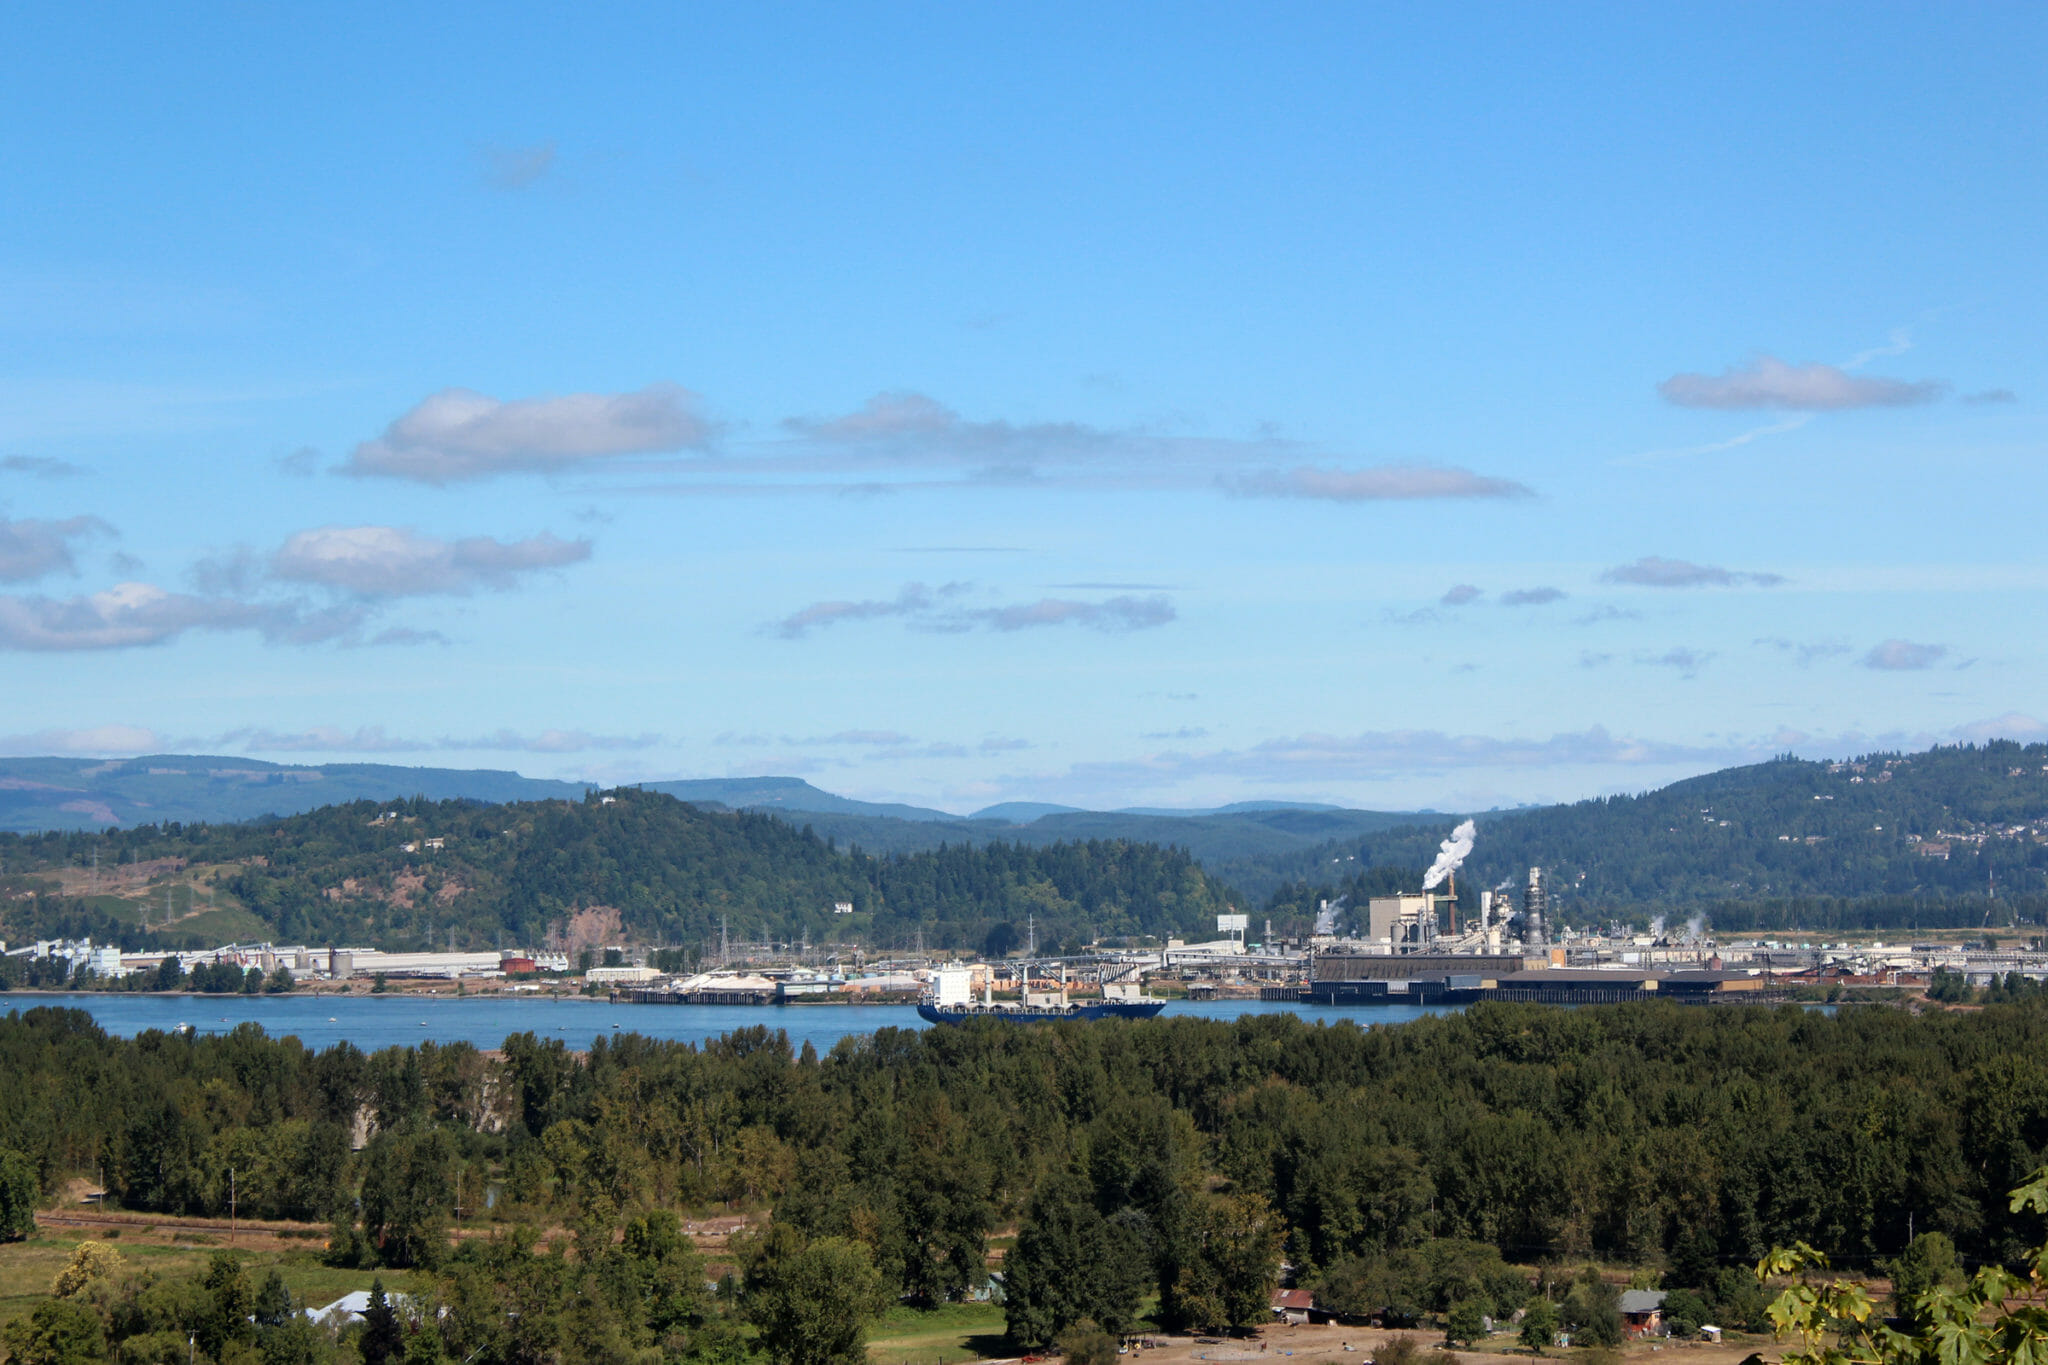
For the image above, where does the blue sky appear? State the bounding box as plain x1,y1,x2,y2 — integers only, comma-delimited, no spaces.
1,3,2043,813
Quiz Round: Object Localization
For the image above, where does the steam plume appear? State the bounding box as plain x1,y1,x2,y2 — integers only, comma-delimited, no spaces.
1421,819,1477,890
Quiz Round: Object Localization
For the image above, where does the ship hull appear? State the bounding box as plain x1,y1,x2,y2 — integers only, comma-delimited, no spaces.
917,1000,1167,1025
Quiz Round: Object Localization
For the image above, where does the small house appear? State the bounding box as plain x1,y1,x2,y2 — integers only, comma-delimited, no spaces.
1620,1290,1667,1338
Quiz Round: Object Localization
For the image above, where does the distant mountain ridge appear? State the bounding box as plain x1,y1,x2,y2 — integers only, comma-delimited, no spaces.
0,754,1431,901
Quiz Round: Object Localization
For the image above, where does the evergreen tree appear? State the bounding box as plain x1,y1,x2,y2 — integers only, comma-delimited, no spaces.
360,1279,405,1365
0,1147,38,1242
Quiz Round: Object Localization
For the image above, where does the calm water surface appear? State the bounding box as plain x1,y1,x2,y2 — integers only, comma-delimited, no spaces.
1,991,1461,1053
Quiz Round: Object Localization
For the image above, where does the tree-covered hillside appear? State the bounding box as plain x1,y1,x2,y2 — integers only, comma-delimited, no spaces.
1267,742,2048,932
0,788,1237,952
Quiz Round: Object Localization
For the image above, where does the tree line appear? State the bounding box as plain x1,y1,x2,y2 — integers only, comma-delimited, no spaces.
2,996,2048,1360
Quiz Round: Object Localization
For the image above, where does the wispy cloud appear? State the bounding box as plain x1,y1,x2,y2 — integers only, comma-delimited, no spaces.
1600,556,1786,588
1574,606,1641,625
345,385,713,483
1226,465,1534,502
1961,388,2017,405
221,725,430,753
0,723,161,756
1499,587,1566,607
1951,712,2048,742
1756,637,1852,666
1440,584,1483,606
1026,727,1751,795
774,581,1174,638
439,728,659,753
1,455,89,479
482,140,558,190
973,596,1174,632
270,526,590,598
1863,639,1947,670
774,583,965,638
0,516,113,582
1659,355,1946,411
1637,647,1714,678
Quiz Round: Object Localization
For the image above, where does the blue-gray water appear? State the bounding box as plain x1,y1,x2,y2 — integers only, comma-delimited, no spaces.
0,992,1461,1053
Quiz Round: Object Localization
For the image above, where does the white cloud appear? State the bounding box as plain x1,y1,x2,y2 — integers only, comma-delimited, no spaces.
1499,587,1567,606
1601,556,1786,588
271,525,591,597
0,723,162,756
1864,639,1948,670
1227,464,1534,502
345,385,713,483
1659,355,1946,410
0,582,356,651
0,515,112,581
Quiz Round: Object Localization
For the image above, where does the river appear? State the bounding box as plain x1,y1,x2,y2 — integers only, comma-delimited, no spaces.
0,991,1462,1053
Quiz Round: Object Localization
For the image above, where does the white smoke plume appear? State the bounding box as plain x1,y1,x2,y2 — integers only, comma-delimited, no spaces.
1685,914,1706,941
1649,915,1667,938
1421,819,1477,890
1314,894,1348,936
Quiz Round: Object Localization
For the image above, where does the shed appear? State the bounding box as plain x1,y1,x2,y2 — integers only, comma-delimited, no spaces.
1271,1288,1316,1325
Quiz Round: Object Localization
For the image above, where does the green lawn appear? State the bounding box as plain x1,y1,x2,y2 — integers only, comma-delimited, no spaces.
867,1300,1011,1364
0,1233,423,1335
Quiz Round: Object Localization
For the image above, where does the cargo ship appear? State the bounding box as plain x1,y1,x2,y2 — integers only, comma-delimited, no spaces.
916,964,1166,1024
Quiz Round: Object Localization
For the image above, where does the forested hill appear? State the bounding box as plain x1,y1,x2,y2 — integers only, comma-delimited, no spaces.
1267,741,2048,931
0,788,1237,953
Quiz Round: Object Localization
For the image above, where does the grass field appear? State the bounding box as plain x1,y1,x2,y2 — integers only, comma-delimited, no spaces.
866,1301,1011,1364
0,1230,422,1335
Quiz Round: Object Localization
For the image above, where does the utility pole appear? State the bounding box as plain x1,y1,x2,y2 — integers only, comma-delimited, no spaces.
228,1166,236,1244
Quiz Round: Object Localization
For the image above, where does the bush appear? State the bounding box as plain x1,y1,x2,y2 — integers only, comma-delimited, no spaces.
1378,1334,1424,1365
1055,1318,1119,1365
1660,1287,1709,1337
1520,1298,1561,1354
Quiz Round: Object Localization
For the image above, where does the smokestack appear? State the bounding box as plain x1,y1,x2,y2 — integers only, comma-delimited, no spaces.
1525,866,1547,947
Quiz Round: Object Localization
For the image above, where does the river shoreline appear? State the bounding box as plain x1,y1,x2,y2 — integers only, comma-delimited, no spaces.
1,990,1461,1054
